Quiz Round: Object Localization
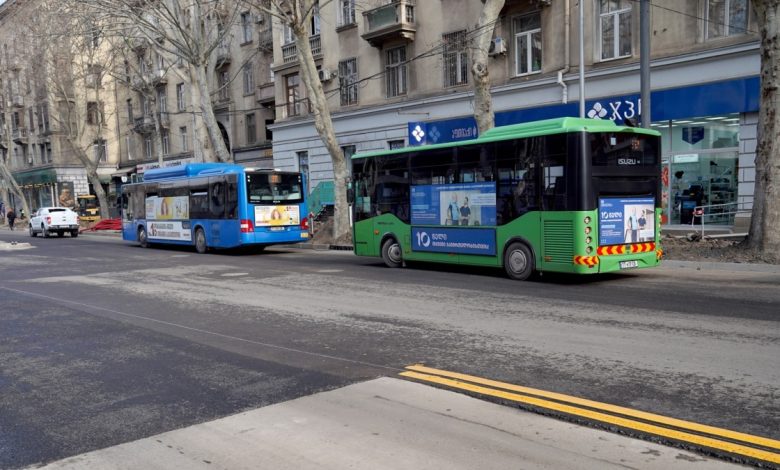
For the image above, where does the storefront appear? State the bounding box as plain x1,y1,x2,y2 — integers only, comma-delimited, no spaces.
406,77,759,228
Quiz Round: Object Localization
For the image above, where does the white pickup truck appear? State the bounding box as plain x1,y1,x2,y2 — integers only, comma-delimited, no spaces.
29,207,81,238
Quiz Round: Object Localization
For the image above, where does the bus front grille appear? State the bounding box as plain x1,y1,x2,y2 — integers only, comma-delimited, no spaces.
543,220,574,264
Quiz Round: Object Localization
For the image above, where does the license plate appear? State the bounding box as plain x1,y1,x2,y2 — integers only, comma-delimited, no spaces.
620,260,639,269
269,227,285,231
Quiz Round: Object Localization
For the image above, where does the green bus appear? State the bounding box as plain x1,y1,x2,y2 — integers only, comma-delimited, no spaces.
350,117,662,280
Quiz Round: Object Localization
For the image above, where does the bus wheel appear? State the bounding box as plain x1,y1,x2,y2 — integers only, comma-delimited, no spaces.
381,238,402,268
504,242,535,281
194,228,207,254
138,227,149,248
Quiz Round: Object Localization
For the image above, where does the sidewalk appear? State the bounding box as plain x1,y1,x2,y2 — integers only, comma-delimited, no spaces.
28,378,744,470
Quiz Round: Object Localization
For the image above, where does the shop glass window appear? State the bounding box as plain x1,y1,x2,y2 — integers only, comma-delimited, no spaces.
670,115,740,152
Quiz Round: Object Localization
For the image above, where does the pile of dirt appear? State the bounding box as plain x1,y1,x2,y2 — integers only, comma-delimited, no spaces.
661,235,777,264
310,218,353,247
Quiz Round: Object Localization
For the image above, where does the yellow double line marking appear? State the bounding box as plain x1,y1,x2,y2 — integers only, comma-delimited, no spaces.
400,365,780,465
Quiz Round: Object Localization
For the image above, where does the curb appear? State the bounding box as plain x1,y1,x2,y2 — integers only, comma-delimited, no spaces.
283,243,354,251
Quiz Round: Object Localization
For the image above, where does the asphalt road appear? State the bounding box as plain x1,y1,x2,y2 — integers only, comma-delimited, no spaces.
1,229,778,468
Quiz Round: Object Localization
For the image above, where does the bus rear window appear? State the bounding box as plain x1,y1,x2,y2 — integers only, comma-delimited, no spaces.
591,133,659,167
246,172,303,204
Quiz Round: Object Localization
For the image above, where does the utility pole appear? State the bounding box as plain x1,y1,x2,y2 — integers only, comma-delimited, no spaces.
578,0,585,118
640,0,651,128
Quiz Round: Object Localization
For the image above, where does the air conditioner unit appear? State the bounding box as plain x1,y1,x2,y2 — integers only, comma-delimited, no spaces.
255,14,264,24
27,156,33,164
318,69,333,82
488,37,506,56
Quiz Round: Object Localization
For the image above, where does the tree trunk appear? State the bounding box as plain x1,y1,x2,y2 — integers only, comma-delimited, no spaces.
748,0,780,258
293,22,350,242
64,140,110,218
470,0,505,134
194,63,231,163
0,164,30,219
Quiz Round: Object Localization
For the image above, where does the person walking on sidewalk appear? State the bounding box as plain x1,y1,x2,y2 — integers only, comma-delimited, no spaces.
7,209,16,231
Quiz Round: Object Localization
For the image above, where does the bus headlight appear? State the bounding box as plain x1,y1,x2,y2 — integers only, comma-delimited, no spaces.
584,216,591,224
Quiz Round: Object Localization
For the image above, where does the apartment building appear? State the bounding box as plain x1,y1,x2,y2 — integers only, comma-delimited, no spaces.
269,0,759,227
113,4,277,185
0,0,121,213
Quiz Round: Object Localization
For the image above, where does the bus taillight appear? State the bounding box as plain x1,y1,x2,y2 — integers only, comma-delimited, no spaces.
240,219,254,233
300,216,309,231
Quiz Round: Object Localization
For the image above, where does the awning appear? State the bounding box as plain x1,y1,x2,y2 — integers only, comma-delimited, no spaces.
12,169,58,186
111,166,136,177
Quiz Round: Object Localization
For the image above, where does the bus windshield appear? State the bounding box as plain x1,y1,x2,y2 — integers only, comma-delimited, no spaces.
591,132,659,167
246,172,303,204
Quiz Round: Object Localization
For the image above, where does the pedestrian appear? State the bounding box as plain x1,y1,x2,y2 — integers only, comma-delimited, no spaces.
7,208,16,231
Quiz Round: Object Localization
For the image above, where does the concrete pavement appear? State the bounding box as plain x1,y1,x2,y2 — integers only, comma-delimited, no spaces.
27,378,745,470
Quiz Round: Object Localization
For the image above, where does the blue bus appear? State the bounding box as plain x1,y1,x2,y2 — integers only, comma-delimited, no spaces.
122,163,309,253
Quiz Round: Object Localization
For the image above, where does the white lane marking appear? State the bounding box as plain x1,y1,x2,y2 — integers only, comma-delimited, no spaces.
221,272,249,277
316,269,343,273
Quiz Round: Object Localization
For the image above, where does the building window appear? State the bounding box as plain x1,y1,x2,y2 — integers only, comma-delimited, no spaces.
388,140,405,150
243,62,255,95
218,69,230,101
338,58,358,106
338,0,356,27
144,135,153,159
126,135,134,161
142,97,151,116
311,2,321,35
138,51,147,75
28,108,35,132
286,73,301,117
94,139,107,162
443,30,468,87
86,101,100,125
86,64,102,88
246,113,256,144
127,99,133,121
161,130,170,155
297,151,309,185
157,88,167,113
180,126,188,152
176,83,185,111
514,14,542,75
41,104,50,133
386,46,407,98
241,11,253,43
45,143,51,162
706,0,748,39
282,24,295,44
599,0,632,60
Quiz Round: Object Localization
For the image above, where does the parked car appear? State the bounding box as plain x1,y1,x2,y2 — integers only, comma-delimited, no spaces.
29,207,80,238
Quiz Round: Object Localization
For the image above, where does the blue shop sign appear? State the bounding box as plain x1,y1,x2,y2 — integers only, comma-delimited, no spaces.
409,77,759,146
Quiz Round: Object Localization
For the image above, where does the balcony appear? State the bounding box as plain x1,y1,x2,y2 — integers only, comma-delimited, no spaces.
12,94,24,108
256,82,275,103
215,43,231,69
12,127,28,143
258,28,273,52
133,115,155,134
362,0,415,47
281,35,323,64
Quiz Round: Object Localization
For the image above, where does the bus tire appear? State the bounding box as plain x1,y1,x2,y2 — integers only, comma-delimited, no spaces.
381,238,402,268
194,228,207,254
504,242,535,281
138,226,149,248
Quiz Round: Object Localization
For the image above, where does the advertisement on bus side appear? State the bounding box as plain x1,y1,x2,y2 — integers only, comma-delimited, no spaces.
411,227,497,256
148,221,192,241
598,197,655,245
145,196,189,220
255,205,301,227
411,182,497,226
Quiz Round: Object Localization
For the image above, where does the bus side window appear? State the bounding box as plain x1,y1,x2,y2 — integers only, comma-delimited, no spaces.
123,191,133,221
209,177,226,219
189,178,209,219
225,175,238,219
375,154,410,222
542,137,568,211
133,188,145,220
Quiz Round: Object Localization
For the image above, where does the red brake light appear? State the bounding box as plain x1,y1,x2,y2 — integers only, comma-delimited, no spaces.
240,219,254,233
46,216,51,224
300,216,309,231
